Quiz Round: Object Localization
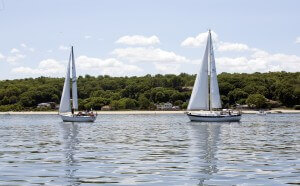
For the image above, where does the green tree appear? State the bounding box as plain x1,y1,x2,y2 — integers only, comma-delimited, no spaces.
246,94,267,108
182,102,188,109
138,95,150,109
228,88,248,105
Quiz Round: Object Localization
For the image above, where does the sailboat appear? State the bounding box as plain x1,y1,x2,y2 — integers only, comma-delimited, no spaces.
186,30,241,122
59,46,97,122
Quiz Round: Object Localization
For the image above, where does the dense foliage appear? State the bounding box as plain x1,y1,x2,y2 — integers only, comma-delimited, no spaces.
0,72,299,111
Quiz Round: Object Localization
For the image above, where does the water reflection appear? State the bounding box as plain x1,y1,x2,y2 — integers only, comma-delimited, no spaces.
0,114,298,185
60,123,80,186
189,123,221,185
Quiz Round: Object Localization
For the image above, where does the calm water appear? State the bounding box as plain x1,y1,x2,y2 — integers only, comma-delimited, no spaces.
0,114,299,185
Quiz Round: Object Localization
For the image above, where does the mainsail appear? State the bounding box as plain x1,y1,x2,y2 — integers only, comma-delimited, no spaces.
59,52,71,113
71,47,78,110
187,30,221,111
209,32,222,109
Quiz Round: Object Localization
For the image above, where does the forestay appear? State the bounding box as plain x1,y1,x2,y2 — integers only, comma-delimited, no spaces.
187,35,209,110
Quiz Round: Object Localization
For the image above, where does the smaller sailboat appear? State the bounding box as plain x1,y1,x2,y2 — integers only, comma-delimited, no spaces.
186,30,241,122
59,46,97,122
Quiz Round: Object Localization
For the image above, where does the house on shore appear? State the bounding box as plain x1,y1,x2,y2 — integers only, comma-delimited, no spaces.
37,102,56,109
156,102,173,110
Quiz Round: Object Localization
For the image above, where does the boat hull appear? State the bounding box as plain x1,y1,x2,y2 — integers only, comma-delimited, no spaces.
60,114,97,122
187,113,241,122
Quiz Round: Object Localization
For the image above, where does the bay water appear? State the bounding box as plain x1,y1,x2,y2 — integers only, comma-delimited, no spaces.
0,114,299,185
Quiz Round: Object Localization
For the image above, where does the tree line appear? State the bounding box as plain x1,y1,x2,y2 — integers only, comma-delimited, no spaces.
0,71,299,111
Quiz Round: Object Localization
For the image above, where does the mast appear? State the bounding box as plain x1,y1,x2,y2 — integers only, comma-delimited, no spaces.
208,30,212,112
71,46,78,111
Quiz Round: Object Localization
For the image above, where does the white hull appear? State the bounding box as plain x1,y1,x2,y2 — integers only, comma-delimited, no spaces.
60,114,96,122
187,113,241,122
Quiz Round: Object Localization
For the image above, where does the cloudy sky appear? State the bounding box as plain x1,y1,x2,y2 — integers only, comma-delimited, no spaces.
0,0,299,79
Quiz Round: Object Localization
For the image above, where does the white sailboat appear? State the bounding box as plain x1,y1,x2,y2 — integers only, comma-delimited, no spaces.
186,30,241,122
59,46,97,122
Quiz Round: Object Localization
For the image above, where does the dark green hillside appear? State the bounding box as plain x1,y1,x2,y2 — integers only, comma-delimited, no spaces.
0,72,299,111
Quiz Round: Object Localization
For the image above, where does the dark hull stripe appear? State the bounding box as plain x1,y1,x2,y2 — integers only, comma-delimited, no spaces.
187,114,241,118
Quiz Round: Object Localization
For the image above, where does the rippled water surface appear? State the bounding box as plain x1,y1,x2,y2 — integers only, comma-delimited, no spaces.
0,114,299,185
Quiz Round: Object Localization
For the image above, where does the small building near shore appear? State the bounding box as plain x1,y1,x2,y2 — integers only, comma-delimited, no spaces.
236,104,249,109
37,102,56,109
156,102,173,110
172,106,180,110
101,105,111,111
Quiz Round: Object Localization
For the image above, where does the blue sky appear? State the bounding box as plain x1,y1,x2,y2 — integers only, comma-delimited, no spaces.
0,0,299,79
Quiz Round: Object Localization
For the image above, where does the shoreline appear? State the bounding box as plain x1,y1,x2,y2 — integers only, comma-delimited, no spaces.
0,110,299,115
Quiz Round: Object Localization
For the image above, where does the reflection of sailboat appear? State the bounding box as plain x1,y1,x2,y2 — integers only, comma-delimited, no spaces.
186,30,241,122
61,123,79,185
189,123,221,185
59,46,97,122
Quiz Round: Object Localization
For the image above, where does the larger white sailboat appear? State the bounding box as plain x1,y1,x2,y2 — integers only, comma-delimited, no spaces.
59,46,97,122
186,30,241,122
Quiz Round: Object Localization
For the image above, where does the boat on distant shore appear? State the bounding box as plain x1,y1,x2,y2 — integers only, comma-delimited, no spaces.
59,46,97,122
256,110,267,115
186,30,241,122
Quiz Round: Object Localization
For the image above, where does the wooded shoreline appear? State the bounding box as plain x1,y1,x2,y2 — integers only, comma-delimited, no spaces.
1,109,300,115
0,72,299,112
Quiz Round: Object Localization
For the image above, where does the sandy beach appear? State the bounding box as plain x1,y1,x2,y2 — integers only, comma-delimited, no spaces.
0,110,299,115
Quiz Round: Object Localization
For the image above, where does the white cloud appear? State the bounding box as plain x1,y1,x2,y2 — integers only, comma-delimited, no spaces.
7,54,26,63
181,30,300,73
10,48,20,54
217,42,250,52
181,31,249,52
215,50,300,73
11,59,65,76
29,48,35,52
59,45,69,51
112,47,188,63
251,48,269,58
0,53,5,60
84,35,92,39
295,37,300,44
216,57,256,72
181,31,218,47
154,63,181,74
11,55,143,77
76,56,143,76
116,35,160,46
20,43,35,52
21,43,27,48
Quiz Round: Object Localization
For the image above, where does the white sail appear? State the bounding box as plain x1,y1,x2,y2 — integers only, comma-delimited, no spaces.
71,47,78,110
187,35,209,111
59,53,71,113
209,32,222,109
